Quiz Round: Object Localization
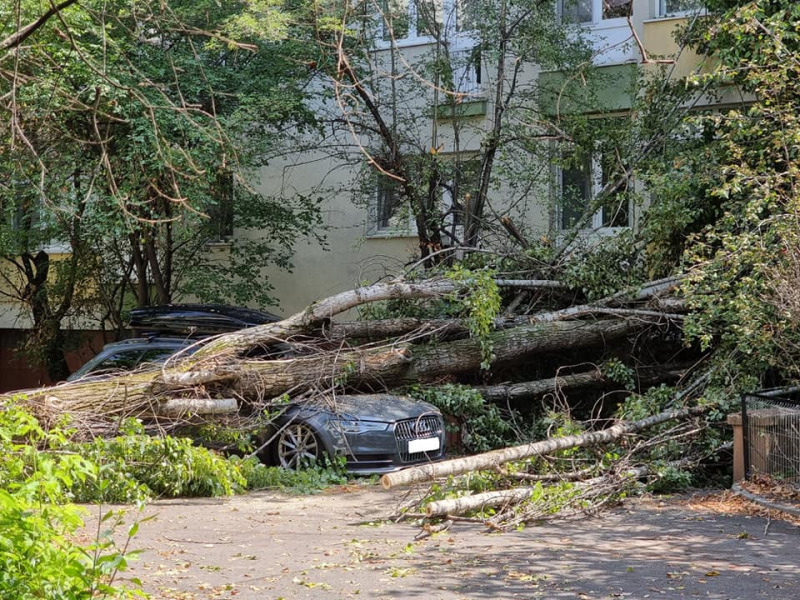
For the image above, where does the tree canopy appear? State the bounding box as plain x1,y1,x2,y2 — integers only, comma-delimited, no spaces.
0,0,325,377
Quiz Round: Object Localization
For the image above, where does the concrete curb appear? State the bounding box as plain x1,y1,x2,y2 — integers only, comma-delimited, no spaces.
732,483,800,518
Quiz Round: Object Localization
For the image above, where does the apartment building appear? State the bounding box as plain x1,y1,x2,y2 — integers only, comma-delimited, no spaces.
251,0,707,313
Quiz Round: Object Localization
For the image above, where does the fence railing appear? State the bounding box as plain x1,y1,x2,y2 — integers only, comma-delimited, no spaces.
741,390,800,482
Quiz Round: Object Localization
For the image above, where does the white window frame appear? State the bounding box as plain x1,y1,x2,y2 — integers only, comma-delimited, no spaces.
368,177,417,238
656,0,705,18
374,0,477,48
557,0,632,27
448,46,482,96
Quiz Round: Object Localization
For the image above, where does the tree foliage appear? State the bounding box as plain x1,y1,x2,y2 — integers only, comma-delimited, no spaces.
638,1,800,384
0,0,325,376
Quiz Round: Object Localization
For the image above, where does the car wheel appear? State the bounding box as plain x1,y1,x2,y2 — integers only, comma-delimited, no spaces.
273,423,322,469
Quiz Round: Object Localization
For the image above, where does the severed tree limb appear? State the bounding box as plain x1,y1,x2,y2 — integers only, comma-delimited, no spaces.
158,398,238,416
475,365,687,403
532,276,683,324
192,278,464,358
426,488,534,517
0,0,80,52
6,277,676,436
381,404,710,489
196,276,669,359
17,316,645,425
504,467,596,482
476,370,604,402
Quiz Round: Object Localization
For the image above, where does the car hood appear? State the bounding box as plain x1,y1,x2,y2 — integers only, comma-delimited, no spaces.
290,394,440,423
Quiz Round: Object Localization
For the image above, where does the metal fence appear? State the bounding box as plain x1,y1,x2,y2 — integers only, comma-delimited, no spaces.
742,390,800,481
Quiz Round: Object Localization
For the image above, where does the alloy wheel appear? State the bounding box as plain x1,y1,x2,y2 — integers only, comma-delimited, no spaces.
276,423,320,469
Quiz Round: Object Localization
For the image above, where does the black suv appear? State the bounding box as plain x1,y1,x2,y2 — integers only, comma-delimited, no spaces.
67,304,281,381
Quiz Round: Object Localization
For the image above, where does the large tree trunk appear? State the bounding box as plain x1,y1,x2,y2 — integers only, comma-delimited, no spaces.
23,316,644,423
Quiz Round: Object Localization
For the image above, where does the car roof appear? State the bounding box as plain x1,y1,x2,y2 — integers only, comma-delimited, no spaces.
128,304,281,335
97,336,194,350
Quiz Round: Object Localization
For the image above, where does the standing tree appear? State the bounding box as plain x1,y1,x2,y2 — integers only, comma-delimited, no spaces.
0,0,325,377
295,0,595,264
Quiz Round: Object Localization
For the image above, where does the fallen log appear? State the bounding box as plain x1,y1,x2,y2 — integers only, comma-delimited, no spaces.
476,370,604,402
406,318,643,381
194,279,465,359
195,275,674,358
158,398,238,416
381,404,709,489
6,276,684,437
475,365,686,402
425,467,653,518
426,488,533,517
18,317,645,424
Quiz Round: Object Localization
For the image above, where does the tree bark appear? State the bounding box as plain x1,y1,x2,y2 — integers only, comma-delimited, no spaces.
476,370,604,402
475,365,687,402
158,398,238,416
20,317,643,426
426,488,534,517
380,405,709,489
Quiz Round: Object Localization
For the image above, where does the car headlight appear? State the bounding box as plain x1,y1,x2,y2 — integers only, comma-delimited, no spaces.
335,419,389,433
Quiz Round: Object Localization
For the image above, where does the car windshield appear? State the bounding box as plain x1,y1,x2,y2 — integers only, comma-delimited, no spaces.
68,343,188,381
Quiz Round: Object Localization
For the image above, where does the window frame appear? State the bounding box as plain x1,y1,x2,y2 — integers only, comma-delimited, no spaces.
656,0,705,19
556,0,633,26
557,150,632,232
368,175,417,238
374,0,478,48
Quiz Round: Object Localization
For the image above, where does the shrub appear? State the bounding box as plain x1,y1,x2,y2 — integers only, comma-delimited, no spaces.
0,397,143,599
73,420,247,503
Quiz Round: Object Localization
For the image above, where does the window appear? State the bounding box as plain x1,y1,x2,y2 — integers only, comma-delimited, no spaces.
455,0,481,32
373,176,412,233
416,0,444,36
381,0,410,40
94,350,147,372
369,158,479,238
377,0,479,44
560,154,591,229
559,151,630,230
441,157,480,244
379,0,443,42
449,47,482,95
558,0,631,24
560,0,592,23
658,0,703,17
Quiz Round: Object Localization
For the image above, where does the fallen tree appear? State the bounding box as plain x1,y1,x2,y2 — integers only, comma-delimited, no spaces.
12,276,676,432
4,273,717,531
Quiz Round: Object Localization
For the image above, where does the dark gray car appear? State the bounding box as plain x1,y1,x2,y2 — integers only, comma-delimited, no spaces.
268,394,445,474
66,337,196,381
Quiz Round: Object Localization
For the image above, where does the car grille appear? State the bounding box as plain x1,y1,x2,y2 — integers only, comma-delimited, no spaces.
394,415,444,463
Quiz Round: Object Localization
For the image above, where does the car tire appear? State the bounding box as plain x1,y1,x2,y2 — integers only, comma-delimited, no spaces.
272,422,322,469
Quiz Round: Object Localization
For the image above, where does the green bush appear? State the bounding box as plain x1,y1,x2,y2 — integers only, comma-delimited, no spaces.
0,397,143,599
73,419,247,503
234,454,349,494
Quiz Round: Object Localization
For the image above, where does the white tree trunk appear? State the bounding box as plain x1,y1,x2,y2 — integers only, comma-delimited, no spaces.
381,405,708,489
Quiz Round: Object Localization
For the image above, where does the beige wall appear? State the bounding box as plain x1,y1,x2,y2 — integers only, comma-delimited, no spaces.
642,15,713,81
249,152,421,315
